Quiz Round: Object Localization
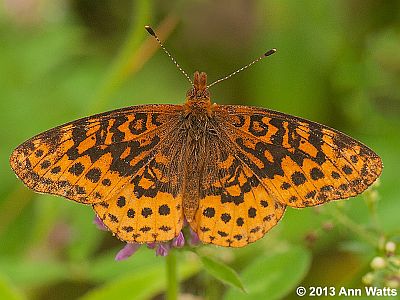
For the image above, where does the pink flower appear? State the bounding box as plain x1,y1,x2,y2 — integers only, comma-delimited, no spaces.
93,215,201,260
93,215,108,231
115,243,141,261
189,227,201,245
146,242,157,249
172,232,185,248
156,243,170,256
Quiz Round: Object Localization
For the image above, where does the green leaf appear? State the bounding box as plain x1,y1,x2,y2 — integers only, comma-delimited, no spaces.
87,247,162,283
80,266,167,300
80,253,200,300
224,245,311,300
200,255,245,292
0,259,68,287
0,275,25,300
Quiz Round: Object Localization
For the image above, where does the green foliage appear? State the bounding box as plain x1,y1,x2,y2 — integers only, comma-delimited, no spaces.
0,259,69,287
200,254,246,292
224,246,311,299
0,275,25,300
1,0,399,299
80,251,200,300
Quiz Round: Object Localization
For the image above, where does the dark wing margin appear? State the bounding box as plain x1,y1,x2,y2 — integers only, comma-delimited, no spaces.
10,104,183,204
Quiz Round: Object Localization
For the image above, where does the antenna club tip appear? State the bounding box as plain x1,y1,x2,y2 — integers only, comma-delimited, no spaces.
145,25,156,36
264,48,277,57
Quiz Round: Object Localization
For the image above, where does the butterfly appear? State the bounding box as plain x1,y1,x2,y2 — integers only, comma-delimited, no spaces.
9,26,382,248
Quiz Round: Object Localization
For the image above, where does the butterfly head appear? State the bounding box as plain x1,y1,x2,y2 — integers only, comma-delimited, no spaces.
186,71,210,102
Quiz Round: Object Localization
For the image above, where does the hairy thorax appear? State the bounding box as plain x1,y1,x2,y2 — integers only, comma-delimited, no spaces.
181,71,216,222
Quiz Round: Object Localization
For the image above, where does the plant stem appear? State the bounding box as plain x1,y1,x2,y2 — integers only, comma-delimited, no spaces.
363,185,381,232
90,0,152,113
329,206,378,246
166,250,178,300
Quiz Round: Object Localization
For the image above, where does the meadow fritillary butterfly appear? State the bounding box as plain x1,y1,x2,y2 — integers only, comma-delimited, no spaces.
10,26,382,247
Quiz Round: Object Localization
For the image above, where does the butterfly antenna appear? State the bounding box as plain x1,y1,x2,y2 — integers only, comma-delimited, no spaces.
207,49,277,88
145,25,193,86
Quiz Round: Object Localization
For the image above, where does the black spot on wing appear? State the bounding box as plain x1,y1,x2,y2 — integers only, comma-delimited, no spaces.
85,168,102,183
291,171,306,186
203,207,215,218
158,204,170,216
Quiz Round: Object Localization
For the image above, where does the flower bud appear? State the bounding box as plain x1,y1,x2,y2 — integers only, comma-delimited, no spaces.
385,241,396,254
370,256,386,270
362,272,374,285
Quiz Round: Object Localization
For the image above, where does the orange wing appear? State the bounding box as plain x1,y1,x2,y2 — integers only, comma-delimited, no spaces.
214,105,382,208
9,104,182,204
92,150,185,243
189,141,286,247
189,104,382,247
10,104,187,243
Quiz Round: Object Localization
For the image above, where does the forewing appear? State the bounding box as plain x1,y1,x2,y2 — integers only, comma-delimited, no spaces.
10,104,182,204
214,105,382,207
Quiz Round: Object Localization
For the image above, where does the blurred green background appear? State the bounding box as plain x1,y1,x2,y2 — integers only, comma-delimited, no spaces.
1,1,399,299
